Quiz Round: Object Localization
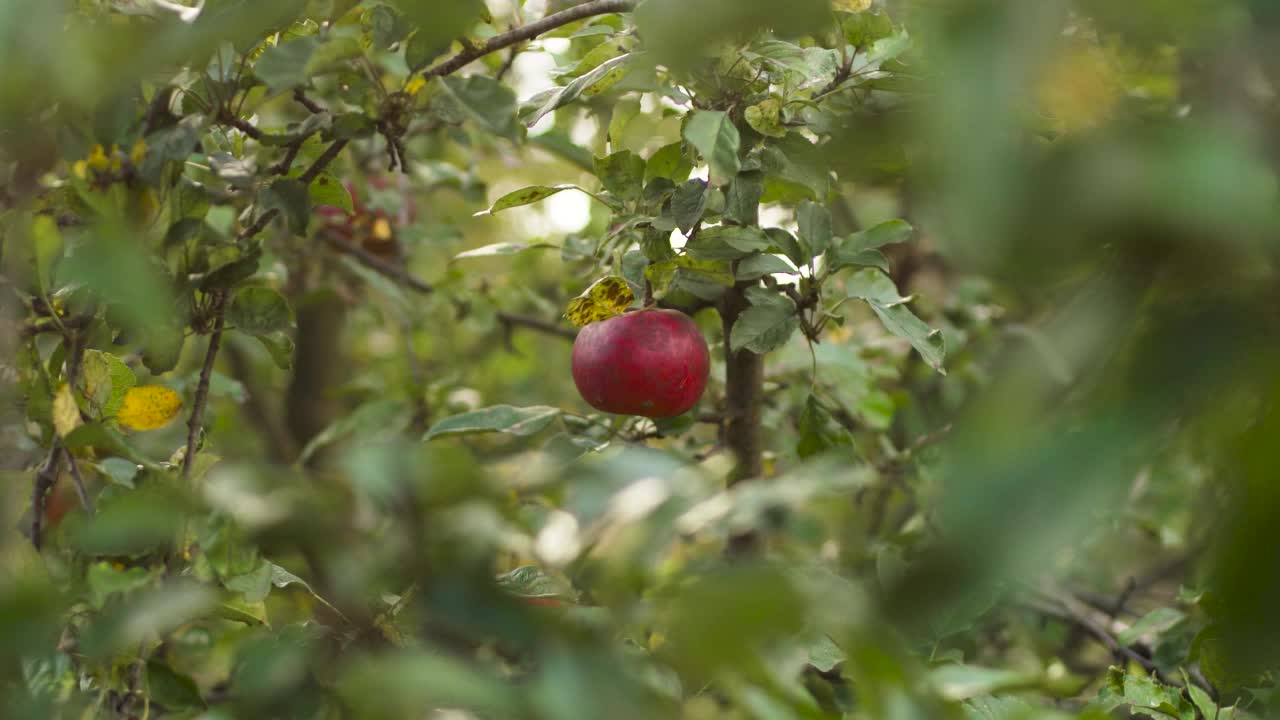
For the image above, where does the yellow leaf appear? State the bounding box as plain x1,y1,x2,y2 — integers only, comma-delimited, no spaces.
52,383,83,437
117,385,183,431
565,276,635,328
405,74,427,96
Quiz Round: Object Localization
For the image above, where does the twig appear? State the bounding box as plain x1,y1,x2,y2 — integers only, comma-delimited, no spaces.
238,139,350,240
417,0,637,82
182,291,228,482
29,447,61,550
217,111,264,140
1024,593,1186,688
63,447,93,515
496,312,576,341
292,88,324,114
324,233,434,294
270,141,304,176
30,330,89,547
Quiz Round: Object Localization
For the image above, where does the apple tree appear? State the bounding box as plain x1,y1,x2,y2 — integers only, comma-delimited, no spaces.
3,0,1280,719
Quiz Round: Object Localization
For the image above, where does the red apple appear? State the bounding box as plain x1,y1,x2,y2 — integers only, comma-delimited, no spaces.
571,309,710,418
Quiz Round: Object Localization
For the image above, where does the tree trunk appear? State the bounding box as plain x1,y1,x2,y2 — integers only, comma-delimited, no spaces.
720,283,766,555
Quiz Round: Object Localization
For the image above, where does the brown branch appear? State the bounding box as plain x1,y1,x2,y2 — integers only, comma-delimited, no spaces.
63,447,93,515
217,110,264,140
238,139,350,240
324,234,434,294
182,291,228,482
292,88,324,114
1022,592,1203,691
418,0,637,82
497,312,576,341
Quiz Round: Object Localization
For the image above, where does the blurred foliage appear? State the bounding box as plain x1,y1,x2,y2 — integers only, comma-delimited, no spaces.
1,0,1279,718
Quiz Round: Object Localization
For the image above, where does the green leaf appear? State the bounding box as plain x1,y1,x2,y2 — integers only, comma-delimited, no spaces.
646,256,735,301
798,396,854,459
141,321,186,375
736,254,796,280
522,53,634,127
730,301,799,354
87,562,154,609
440,75,518,138
846,269,946,373
929,664,1040,702
645,141,692,184
424,405,562,441
594,150,645,203
225,561,273,603
262,178,310,235
227,287,294,335
496,566,572,599
406,28,450,72
559,35,635,79
724,170,764,226
684,226,772,260
80,350,136,418
683,110,741,181
670,179,710,235
453,242,556,260
1117,608,1186,647
797,201,833,256
364,3,409,49
254,36,319,91
146,661,205,709
254,331,295,371
309,173,353,213
846,218,913,252
765,227,809,267
478,184,580,215
806,633,845,673
745,97,787,138
31,215,63,295
306,35,364,75
827,220,912,272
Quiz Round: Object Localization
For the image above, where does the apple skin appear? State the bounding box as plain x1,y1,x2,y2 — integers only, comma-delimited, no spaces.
571,309,710,418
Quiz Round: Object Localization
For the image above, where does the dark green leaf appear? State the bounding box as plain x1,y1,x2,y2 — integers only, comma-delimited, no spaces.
730,301,799,354
147,660,205,709
736,253,796,280
671,179,710,235
645,141,692,183
594,150,645,203
262,178,310,235
846,269,946,373
254,37,320,91
797,201,833,256
440,75,519,138
724,170,764,226
228,287,294,335
684,226,771,260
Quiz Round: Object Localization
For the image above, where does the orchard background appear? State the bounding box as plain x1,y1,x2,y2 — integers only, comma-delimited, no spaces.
3,0,1280,718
